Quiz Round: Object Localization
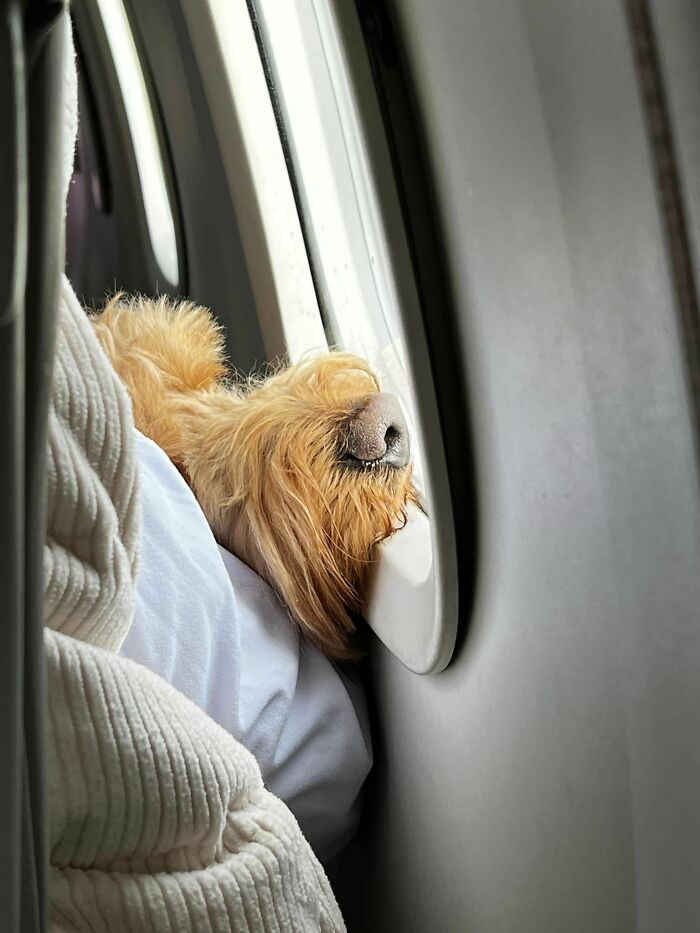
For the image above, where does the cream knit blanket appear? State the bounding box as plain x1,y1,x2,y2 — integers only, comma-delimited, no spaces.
44,281,345,932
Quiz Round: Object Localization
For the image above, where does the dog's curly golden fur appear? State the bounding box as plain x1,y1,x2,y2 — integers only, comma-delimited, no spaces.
92,295,418,659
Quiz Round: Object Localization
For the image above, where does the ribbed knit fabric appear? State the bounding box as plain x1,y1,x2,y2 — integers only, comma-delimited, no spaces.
45,282,345,931
45,283,140,652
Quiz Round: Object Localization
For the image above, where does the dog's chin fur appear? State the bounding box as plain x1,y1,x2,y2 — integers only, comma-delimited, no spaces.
93,295,418,659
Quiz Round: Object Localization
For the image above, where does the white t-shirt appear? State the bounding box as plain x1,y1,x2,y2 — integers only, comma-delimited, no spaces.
120,431,372,865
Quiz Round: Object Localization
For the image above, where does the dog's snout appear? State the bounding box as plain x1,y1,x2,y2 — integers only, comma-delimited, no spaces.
344,393,410,469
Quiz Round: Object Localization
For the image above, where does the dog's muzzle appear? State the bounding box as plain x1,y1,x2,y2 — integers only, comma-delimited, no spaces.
342,393,410,470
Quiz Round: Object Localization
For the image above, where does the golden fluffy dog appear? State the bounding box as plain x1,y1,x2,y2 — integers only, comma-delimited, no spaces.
93,296,418,659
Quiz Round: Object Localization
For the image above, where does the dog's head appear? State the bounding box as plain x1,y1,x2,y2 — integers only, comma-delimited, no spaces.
178,353,418,658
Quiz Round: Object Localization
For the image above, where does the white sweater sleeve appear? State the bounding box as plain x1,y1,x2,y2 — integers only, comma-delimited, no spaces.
45,279,344,931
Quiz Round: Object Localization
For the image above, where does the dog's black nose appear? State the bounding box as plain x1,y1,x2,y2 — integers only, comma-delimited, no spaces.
344,393,410,469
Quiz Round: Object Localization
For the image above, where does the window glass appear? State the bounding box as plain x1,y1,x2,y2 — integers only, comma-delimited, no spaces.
67,0,181,302
250,0,427,484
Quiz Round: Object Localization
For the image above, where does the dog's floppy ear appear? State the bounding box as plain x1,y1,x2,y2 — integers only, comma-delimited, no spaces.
245,464,362,659
94,295,228,393
92,296,229,465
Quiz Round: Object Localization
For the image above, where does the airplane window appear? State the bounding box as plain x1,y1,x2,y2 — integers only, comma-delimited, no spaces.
67,0,182,304
243,0,459,673
93,0,178,285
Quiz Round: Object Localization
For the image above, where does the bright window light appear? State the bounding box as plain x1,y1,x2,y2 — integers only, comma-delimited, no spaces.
94,0,179,288
188,0,328,362
251,0,427,483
